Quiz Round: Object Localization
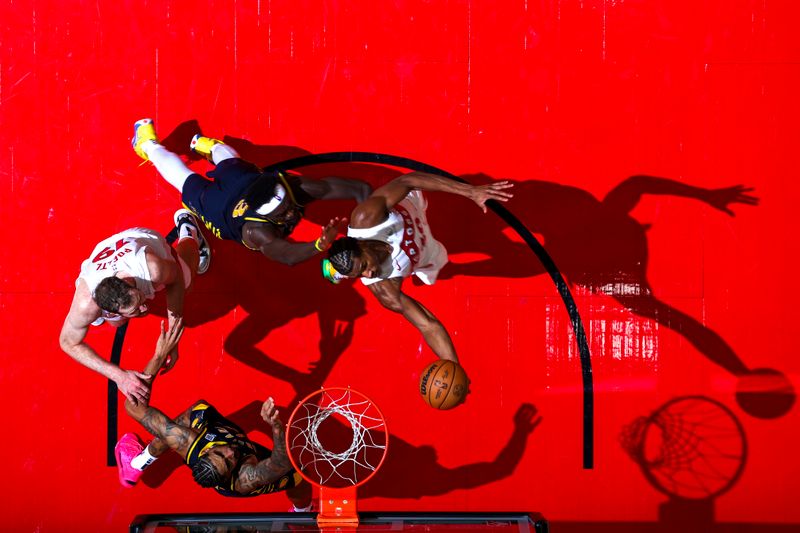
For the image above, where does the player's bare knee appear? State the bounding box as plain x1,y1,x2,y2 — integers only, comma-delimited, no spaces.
379,296,403,313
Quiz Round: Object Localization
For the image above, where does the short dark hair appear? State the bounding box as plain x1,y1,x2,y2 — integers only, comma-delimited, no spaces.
328,237,362,275
244,172,281,211
93,277,135,313
191,456,223,488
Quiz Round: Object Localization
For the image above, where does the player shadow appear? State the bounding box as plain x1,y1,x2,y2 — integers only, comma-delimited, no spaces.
426,174,793,419
145,236,366,384
158,123,793,418
360,403,541,499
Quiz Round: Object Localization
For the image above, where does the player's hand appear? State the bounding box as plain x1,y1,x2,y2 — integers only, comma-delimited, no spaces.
261,397,283,432
513,403,542,434
704,185,759,216
469,181,514,213
316,217,347,251
162,346,180,374
155,318,184,357
117,369,152,405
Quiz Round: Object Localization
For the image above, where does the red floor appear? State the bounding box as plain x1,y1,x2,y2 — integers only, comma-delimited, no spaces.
3,1,799,530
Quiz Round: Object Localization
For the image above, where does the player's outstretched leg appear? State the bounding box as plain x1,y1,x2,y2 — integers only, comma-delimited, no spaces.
174,209,211,275
190,134,240,165
132,118,195,192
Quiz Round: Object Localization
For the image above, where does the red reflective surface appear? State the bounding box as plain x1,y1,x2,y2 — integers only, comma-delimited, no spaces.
2,0,798,530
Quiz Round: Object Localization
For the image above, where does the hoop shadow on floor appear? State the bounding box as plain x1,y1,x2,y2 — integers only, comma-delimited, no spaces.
599,396,752,533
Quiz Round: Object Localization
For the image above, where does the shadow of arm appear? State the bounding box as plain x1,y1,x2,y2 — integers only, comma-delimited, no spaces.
603,175,758,216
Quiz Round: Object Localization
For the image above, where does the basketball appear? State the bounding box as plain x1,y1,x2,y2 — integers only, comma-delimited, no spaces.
419,360,469,410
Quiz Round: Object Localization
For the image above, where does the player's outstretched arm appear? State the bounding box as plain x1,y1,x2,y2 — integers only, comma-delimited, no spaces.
147,251,184,372
370,171,513,212
235,397,293,494
124,320,194,456
247,218,345,266
59,282,150,404
299,176,372,203
127,403,196,457
368,279,459,363
603,175,759,215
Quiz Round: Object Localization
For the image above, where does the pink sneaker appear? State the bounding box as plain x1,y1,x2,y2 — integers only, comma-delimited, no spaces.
115,433,145,488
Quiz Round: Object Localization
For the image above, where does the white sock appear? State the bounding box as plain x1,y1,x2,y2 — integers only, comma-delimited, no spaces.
178,221,199,242
292,503,313,512
145,143,195,192
130,445,158,471
210,143,240,165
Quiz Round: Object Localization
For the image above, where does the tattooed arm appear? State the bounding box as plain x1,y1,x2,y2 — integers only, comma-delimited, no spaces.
126,401,198,457
235,397,293,494
123,318,196,456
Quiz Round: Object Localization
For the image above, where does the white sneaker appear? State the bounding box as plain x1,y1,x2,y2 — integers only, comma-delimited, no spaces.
174,209,211,275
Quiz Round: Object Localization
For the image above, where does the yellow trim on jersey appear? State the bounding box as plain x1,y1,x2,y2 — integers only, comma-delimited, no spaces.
185,427,209,460
277,173,302,206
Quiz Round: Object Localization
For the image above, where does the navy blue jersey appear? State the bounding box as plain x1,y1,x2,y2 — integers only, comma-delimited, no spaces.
181,159,311,246
184,402,301,497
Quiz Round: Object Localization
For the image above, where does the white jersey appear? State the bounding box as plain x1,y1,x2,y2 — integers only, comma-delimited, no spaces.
77,228,173,322
347,190,447,286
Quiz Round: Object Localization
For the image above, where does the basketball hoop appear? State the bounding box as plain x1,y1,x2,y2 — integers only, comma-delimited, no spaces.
286,387,389,529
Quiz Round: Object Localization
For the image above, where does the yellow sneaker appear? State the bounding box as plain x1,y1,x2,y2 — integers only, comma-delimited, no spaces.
190,134,224,161
132,118,159,160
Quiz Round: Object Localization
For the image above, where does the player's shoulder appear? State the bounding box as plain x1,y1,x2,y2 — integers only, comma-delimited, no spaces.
144,249,177,283
68,280,102,323
350,197,389,229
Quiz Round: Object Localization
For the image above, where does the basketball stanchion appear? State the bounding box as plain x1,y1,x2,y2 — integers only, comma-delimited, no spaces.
286,387,389,529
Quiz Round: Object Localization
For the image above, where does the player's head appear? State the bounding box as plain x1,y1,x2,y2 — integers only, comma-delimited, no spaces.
192,445,238,488
93,277,148,317
326,237,380,280
245,173,300,226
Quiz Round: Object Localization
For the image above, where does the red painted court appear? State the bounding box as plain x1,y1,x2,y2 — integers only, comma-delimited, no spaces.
3,1,799,531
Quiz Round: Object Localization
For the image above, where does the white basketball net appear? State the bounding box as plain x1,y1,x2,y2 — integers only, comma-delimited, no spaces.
288,388,387,487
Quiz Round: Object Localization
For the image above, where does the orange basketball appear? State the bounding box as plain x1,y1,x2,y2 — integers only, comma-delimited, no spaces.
419,360,469,410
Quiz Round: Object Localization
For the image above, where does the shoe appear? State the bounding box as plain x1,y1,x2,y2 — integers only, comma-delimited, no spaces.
174,208,211,275
190,134,224,162
132,118,159,160
288,502,315,513
115,433,145,487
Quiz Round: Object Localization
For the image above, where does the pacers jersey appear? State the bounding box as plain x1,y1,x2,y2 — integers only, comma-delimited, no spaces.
184,403,301,497
348,190,448,286
78,228,171,308
181,158,309,246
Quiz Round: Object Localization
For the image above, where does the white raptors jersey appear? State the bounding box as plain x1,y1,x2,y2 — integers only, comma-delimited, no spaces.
347,190,447,286
78,228,172,300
